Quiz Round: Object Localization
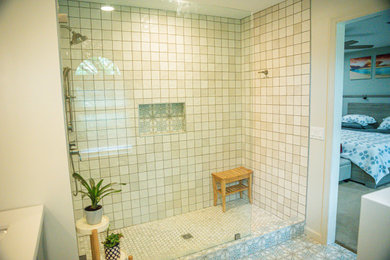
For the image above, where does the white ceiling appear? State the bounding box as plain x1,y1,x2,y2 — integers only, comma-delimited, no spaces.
345,9,390,52
84,0,284,19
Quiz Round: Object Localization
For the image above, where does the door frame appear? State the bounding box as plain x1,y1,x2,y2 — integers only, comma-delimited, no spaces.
319,10,389,244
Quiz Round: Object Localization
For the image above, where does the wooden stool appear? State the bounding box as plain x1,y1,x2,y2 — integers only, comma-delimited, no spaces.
212,167,253,212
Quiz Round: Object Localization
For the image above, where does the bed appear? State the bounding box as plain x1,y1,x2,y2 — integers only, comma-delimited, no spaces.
341,103,390,188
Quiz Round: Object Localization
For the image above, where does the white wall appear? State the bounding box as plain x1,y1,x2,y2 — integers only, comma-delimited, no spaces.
307,0,390,244
0,0,78,259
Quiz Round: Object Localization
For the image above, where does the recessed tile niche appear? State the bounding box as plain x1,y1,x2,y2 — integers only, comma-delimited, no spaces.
139,103,186,136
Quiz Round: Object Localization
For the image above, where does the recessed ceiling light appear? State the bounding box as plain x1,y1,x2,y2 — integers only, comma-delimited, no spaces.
101,5,114,12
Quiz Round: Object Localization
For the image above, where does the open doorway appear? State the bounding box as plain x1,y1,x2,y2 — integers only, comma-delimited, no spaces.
334,9,390,253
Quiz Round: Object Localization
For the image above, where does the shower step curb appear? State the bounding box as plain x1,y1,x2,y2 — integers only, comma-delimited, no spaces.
178,221,305,260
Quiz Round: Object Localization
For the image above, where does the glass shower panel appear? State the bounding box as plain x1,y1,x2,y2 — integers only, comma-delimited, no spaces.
58,0,252,258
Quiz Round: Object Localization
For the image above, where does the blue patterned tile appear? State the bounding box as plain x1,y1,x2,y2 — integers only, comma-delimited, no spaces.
139,104,152,119
180,222,306,260
170,117,185,131
153,103,168,118
139,103,185,135
171,103,185,116
245,235,356,260
155,118,168,132
139,119,152,134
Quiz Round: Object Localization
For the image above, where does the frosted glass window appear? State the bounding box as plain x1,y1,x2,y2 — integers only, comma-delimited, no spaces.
139,103,185,135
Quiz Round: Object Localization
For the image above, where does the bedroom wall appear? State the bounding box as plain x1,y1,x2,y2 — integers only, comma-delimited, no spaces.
343,46,390,115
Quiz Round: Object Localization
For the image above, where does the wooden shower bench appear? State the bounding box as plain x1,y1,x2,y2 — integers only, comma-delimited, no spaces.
212,167,253,212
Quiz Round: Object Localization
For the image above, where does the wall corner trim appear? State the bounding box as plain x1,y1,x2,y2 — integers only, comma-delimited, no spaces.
304,226,323,242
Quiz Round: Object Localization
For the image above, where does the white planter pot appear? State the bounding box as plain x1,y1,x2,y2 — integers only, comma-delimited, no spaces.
84,205,103,225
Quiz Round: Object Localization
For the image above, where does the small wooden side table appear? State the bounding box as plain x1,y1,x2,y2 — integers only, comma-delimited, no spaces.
212,166,253,212
76,216,131,260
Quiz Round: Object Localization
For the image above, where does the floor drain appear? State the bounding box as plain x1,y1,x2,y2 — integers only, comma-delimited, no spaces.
182,233,193,239
234,233,241,240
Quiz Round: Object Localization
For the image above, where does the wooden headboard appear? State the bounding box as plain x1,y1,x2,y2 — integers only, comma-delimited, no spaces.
347,103,390,125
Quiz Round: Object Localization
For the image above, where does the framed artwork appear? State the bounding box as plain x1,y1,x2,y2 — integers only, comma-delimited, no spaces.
349,56,372,80
375,53,390,78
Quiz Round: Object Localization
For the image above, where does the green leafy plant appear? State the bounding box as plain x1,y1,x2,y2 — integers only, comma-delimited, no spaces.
72,173,126,210
102,230,124,248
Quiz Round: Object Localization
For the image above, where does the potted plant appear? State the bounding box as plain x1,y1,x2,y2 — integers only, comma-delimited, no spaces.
73,173,125,225
102,230,124,260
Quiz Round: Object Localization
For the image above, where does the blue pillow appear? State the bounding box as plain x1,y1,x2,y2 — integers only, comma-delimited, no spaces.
342,122,363,129
378,120,390,130
342,114,376,127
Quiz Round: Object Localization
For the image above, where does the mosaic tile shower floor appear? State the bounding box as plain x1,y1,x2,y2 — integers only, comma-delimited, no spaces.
242,235,356,260
78,199,302,260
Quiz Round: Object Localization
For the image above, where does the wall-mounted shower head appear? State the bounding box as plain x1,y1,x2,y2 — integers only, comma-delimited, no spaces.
60,24,88,46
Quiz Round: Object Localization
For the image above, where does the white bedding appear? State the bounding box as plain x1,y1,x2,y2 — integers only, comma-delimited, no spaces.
341,130,390,184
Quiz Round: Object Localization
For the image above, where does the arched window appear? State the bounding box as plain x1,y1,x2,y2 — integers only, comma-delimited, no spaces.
75,56,120,75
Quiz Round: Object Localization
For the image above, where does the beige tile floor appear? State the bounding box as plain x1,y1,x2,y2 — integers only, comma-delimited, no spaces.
78,199,301,260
